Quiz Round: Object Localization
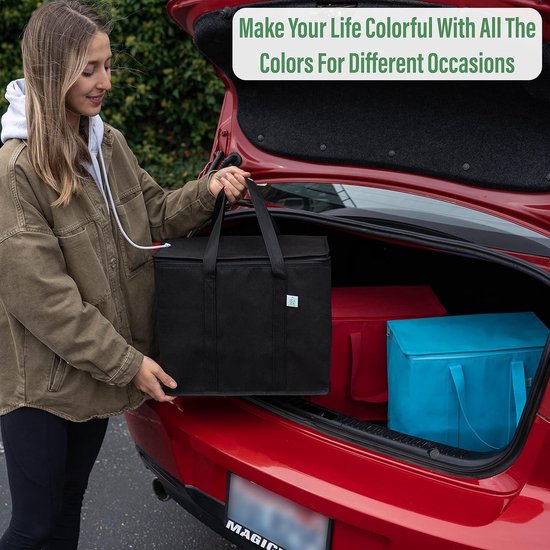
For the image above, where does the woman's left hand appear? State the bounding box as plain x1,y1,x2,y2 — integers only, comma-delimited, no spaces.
208,166,251,204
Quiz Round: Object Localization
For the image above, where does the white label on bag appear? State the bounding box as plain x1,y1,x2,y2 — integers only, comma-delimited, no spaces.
286,295,299,308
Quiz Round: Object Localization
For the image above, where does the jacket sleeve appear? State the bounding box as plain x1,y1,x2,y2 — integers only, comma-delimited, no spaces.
142,169,217,241
112,128,217,240
0,183,143,387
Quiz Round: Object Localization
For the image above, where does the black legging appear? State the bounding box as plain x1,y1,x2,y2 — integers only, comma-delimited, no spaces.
0,408,108,550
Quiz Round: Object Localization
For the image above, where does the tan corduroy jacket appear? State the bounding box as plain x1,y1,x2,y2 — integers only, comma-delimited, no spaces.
0,124,216,421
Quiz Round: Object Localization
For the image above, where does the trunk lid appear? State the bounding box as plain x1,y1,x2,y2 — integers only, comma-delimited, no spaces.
168,0,550,241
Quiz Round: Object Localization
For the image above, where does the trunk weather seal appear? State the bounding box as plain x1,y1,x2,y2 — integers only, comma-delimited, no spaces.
226,207,550,284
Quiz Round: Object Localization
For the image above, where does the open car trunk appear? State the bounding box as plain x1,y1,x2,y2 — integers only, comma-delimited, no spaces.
174,0,550,476
210,204,550,475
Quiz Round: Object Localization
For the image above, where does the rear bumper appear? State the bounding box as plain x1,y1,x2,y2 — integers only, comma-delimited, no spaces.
125,397,550,550
136,450,264,550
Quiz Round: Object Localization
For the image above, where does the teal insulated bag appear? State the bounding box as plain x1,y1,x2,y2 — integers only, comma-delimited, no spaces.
387,312,549,452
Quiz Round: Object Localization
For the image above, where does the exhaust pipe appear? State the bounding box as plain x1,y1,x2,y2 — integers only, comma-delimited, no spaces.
152,478,171,502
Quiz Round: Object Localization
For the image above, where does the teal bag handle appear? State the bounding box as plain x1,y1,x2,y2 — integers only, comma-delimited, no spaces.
449,361,527,451
510,361,527,426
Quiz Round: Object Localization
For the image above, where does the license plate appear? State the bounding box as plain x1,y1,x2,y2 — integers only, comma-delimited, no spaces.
226,474,331,550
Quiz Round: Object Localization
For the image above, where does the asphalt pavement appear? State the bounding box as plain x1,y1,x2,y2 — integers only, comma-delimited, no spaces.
0,415,237,550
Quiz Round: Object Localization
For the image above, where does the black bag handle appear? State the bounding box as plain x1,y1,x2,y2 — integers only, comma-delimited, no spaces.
202,178,288,390
203,178,286,279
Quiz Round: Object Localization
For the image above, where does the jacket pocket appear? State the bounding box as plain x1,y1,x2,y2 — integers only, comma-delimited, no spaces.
58,225,111,306
48,355,69,392
116,192,154,277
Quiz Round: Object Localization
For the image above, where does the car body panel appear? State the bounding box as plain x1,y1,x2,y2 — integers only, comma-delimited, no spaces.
126,397,550,549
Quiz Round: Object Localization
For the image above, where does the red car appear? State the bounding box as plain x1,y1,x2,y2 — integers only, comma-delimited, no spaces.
126,1,550,548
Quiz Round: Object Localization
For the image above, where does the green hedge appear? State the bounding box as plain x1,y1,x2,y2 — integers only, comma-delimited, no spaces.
0,0,224,188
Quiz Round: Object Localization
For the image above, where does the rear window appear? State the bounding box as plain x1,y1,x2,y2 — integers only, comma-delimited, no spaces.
260,182,550,257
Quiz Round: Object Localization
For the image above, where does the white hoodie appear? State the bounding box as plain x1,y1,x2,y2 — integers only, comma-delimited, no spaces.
2,78,109,206
1,79,168,250
1,79,27,142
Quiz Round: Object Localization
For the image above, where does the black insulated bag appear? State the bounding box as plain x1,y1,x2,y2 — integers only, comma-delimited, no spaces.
154,178,332,395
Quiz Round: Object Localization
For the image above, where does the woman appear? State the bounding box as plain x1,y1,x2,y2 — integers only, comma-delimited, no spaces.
0,1,249,548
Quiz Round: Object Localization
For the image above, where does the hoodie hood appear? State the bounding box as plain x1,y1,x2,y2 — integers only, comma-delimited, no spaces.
1,78,104,173
1,79,28,143
1,78,107,199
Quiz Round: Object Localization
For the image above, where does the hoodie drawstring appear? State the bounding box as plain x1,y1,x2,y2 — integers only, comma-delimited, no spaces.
98,148,170,250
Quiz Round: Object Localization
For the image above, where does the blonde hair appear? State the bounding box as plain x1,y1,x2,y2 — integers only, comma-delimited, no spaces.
22,1,111,206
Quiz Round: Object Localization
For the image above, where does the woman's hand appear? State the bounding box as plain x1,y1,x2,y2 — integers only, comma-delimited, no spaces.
208,166,251,204
132,355,177,402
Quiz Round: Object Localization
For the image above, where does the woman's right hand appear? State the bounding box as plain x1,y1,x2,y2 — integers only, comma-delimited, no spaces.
132,355,177,402
208,166,250,204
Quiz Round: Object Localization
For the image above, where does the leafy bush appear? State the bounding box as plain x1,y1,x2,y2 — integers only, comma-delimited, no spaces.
0,0,224,188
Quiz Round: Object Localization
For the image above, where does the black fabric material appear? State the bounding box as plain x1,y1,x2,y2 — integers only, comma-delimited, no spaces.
193,2,550,192
154,180,332,395
0,408,108,550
